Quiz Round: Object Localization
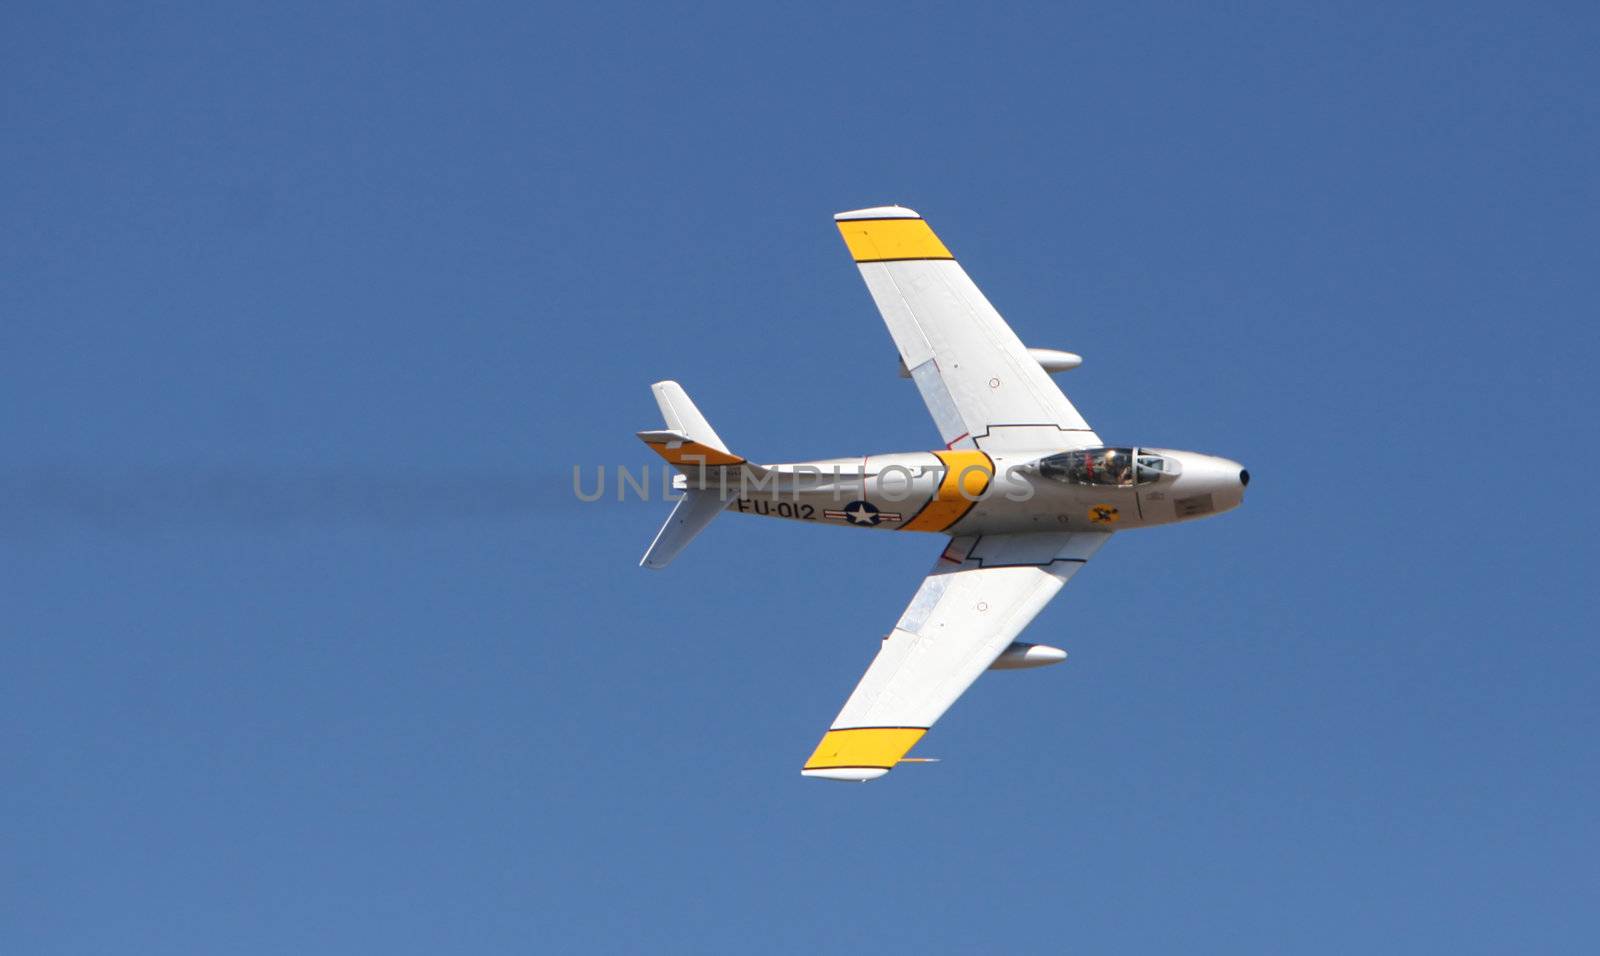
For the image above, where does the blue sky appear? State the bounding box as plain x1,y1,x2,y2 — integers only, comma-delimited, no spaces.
4,2,1598,952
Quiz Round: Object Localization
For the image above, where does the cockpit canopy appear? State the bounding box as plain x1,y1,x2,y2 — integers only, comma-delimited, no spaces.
1037,448,1181,487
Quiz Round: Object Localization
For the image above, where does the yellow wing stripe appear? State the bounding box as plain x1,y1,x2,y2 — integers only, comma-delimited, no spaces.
804,727,927,770
640,437,745,467
836,217,954,262
900,450,993,532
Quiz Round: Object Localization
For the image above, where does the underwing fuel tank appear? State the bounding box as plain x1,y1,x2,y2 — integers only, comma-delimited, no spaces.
898,347,1081,377
988,642,1068,670
1025,348,1083,373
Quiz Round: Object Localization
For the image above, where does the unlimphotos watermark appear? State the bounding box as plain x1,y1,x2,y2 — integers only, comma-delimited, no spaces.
572,459,1035,504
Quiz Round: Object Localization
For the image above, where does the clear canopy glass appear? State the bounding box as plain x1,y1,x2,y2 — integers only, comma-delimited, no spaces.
1038,448,1178,487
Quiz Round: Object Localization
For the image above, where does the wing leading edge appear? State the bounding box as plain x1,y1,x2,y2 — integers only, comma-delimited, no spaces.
835,206,1099,453
802,531,1111,781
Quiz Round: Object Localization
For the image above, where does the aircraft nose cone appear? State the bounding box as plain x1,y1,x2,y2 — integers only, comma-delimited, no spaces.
1239,468,1250,487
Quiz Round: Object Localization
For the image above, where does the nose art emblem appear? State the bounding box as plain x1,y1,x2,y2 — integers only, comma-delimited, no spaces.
1088,504,1121,525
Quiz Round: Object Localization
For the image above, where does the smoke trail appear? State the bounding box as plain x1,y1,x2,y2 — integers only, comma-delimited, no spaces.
0,464,575,539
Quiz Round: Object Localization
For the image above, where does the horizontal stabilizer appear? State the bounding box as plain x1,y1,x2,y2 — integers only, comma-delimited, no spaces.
640,490,729,570
636,429,746,468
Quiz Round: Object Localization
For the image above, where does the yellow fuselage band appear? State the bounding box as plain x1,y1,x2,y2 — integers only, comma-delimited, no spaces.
900,450,993,532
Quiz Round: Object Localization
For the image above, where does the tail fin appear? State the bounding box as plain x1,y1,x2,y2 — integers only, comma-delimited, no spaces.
636,382,752,569
651,381,730,455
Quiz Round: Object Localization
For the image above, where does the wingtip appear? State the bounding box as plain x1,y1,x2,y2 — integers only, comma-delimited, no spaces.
834,205,921,222
801,768,890,782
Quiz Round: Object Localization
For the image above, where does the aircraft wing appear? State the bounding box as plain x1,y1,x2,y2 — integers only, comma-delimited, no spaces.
836,206,1100,453
803,531,1111,781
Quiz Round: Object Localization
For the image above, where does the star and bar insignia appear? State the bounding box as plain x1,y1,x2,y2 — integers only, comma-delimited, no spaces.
824,500,902,526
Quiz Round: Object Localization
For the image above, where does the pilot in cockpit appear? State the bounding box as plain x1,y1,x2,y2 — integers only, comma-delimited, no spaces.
1105,450,1132,487
1037,448,1144,487
1114,460,1132,487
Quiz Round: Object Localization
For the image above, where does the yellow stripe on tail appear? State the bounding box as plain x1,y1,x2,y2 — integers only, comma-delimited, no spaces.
636,430,745,468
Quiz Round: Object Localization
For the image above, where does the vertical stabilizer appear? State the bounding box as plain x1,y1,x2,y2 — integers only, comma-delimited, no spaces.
652,381,729,454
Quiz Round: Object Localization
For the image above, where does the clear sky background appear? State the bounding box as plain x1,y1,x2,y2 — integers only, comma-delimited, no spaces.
4,2,1597,953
